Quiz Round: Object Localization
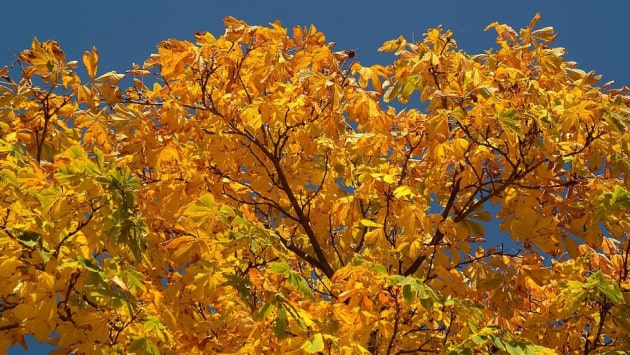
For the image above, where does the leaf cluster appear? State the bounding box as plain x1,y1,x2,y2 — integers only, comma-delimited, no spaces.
1,14,629,353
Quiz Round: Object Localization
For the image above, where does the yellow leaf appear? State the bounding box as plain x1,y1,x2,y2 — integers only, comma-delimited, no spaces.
382,174,395,184
360,219,381,228
95,82,122,104
364,228,383,244
82,46,99,80
331,197,352,226
301,333,325,353
242,106,262,129
378,36,406,53
13,303,36,320
0,257,22,278
393,185,414,199
78,85,98,110
563,235,580,258
156,144,180,171
510,207,538,241
96,71,125,84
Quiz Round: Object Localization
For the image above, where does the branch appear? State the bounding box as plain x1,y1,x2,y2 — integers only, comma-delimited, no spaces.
271,154,334,278
386,293,401,355
396,338,440,354
275,231,328,273
448,245,520,271
0,323,19,331
584,297,611,355
328,216,346,267
403,176,461,276
53,203,98,257
353,200,370,253
229,124,335,277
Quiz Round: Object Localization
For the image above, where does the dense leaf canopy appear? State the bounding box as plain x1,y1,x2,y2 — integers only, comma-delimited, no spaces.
1,14,629,353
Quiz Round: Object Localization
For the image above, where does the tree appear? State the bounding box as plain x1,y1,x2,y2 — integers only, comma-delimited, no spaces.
1,14,629,354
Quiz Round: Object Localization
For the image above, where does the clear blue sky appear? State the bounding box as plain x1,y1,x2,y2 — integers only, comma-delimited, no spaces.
2,1,629,353
2,1,629,85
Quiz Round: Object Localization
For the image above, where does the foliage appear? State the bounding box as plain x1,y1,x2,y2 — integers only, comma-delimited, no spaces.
1,14,629,353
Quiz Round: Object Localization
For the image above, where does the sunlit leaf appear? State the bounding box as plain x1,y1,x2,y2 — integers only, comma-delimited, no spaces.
1,13,628,355
82,47,98,80
302,333,325,353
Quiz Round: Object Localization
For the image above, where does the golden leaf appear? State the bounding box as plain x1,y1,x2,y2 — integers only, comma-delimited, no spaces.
82,46,99,80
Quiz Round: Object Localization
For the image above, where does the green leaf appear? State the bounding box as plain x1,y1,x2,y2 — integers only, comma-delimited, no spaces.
553,280,588,318
449,349,474,355
217,205,236,223
497,108,523,137
125,267,147,296
17,231,41,248
471,334,487,345
477,86,497,99
253,301,274,321
268,261,290,275
184,195,216,225
143,315,165,334
594,185,630,221
383,84,399,103
198,193,216,208
402,284,414,302
67,145,87,160
77,257,102,273
288,272,315,300
129,338,160,355
386,275,408,287
384,74,423,103
93,148,105,171
589,271,624,305
302,333,325,353
223,273,252,301
273,306,289,339
0,169,18,187
612,185,630,208
469,210,492,222
604,107,630,133
367,262,387,275
38,248,51,263
402,75,423,102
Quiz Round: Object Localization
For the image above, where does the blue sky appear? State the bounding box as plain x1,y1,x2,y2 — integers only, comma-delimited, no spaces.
2,1,629,85
2,1,629,353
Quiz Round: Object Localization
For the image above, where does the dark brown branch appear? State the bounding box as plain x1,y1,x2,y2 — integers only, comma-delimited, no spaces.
353,200,370,253
270,152,334,277
584,298,611,354
302,152,330,208
397,134,424,186
213,166,299,223
0,323,19,331
404,175,461,276
621,235,630,283
386,293,401,355
328,216,346,267
442,311,456,348
447,246,520,271
228,124,335,277
275,231,328,273
53,202,99,257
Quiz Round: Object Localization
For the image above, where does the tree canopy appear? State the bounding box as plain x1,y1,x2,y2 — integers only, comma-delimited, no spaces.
1,14,629,354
